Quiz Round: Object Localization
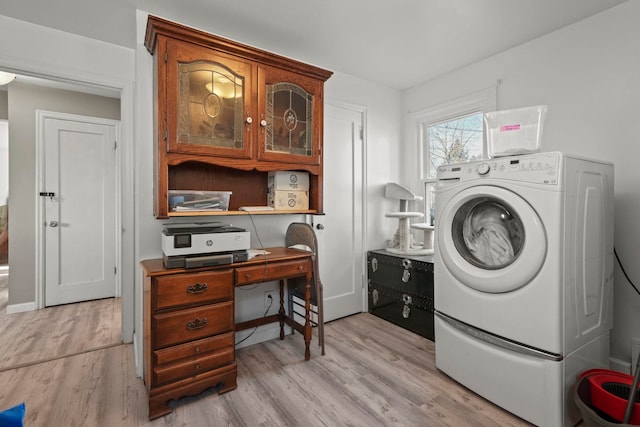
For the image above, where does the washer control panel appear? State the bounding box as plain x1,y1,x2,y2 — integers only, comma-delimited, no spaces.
437,152,560,185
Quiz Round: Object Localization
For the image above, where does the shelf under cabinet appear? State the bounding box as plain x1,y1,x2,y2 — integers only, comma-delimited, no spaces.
167,209,318,217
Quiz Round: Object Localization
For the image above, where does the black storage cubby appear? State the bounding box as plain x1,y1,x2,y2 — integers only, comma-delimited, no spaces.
367,249,434,341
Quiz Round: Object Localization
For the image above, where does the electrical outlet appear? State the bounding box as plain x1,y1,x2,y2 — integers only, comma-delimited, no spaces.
264,291,274,307
632,338,640,373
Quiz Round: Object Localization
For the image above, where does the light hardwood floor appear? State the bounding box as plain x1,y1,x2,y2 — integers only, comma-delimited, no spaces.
0,270,122,371
0,274,534,427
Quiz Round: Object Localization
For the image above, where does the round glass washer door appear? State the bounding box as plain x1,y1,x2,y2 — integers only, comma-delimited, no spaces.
437,185,546,293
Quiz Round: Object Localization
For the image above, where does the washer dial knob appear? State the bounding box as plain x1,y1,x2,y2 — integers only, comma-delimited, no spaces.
477,163,491,175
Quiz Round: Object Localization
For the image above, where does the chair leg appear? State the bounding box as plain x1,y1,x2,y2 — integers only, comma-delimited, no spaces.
286,279,294,336
318,285,325,355
279,280,285,340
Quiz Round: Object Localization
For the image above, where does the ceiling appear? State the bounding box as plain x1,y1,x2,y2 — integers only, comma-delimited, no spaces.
0,0,629,91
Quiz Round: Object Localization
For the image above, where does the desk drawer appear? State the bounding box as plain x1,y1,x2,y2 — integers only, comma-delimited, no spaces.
153,345,235,386
235,259,309,285
153,301,234,349
154,270,233,310
154,332,235,365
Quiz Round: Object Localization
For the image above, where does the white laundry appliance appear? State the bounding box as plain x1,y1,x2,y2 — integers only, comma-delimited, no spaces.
433,152,614,427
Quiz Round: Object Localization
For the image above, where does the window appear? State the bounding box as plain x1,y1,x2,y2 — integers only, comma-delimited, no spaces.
410,88,496,225
423,113,484,225
424,113,484,180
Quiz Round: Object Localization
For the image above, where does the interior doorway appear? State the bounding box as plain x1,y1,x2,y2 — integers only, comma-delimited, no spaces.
0,80,124,366
0,74,127,342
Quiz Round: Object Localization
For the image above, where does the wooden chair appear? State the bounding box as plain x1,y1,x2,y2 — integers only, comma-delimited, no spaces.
285,222,325,355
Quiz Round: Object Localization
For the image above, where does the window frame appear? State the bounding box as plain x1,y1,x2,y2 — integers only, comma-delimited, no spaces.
409,88,496,224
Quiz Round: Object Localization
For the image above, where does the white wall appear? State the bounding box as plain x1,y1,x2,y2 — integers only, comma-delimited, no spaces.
402,1,640,366
326,73,402,250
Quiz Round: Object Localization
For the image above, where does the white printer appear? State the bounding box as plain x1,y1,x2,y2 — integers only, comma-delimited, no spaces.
162,222,250,268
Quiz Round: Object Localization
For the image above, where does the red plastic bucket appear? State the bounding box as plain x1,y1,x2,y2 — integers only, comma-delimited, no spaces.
577,369,640,425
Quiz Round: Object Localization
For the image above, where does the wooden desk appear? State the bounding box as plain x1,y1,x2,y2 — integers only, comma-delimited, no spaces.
141,247,313,419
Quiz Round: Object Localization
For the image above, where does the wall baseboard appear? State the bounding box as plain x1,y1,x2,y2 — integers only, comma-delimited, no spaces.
609,356,631,375
6,301,36,314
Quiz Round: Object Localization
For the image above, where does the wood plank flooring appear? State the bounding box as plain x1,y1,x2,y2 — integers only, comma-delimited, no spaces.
0,270,121,371
0,290,534,427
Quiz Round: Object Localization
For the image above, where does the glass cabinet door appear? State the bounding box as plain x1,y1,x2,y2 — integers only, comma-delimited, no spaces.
166,40,254,158
258,66,323,165
265,82,313,156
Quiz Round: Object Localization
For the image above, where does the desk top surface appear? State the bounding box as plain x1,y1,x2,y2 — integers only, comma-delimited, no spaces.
141,246,311,277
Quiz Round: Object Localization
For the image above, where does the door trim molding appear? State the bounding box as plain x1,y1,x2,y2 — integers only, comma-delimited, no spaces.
35,110,122,309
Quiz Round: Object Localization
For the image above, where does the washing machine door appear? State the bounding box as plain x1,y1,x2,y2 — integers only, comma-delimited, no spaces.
437,185,546,293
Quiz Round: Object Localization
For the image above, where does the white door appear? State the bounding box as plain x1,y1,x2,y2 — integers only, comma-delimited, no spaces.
318,103,365,321
41,113,117,306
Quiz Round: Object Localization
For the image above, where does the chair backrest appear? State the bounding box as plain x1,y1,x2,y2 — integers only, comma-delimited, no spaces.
285,222,321,282
285,223,317,254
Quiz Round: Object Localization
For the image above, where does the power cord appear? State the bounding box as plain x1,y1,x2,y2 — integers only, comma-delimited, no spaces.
236,211,269,291
246,211,269,277
615,247,640,297
235,210,274,346
235,293,273,346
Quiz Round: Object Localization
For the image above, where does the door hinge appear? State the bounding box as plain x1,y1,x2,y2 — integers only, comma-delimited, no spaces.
114,266,117,275
164,52,168,63
359,126,364,140
113,141,117,150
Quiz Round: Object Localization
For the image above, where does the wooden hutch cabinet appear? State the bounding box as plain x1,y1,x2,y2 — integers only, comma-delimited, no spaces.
144,16,332,218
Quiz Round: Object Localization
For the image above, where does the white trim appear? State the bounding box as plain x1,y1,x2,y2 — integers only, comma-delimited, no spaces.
35,110,122,309
410,87,497,182
6,301,37,314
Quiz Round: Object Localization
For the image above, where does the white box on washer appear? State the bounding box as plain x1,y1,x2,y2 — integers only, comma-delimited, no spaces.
484,105,547,158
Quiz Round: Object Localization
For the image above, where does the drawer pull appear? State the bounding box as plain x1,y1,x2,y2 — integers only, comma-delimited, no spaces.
298,265,303,271
186,283,208,294
195,347,201,353
186,318,208,330
195,364,201,371
245,273,251,279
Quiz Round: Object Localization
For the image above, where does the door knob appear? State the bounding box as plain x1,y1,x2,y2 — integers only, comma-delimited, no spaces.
316,224,324,230
49,221,59,227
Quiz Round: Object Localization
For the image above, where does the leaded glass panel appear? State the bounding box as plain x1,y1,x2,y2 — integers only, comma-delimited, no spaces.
178,61,244,148
265,83,313,156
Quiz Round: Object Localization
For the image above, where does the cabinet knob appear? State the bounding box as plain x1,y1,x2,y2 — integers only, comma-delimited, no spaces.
195,347,201,353
260,119,267,127
195,364,201,371
246,116,253,124
298,265,303,271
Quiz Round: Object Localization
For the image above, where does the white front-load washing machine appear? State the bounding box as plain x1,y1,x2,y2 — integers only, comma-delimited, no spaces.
434,152,614,427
